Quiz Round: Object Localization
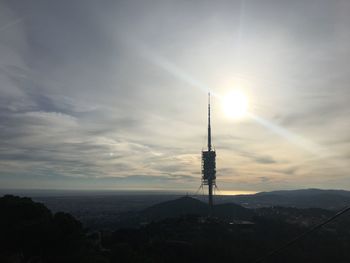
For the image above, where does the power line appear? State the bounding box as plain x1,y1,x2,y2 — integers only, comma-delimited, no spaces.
254,205,350,263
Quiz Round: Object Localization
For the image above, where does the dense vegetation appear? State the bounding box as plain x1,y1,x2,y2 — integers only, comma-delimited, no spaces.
0,195,107,263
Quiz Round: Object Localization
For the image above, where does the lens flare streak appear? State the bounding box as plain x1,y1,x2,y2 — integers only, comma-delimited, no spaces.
248,113,328,158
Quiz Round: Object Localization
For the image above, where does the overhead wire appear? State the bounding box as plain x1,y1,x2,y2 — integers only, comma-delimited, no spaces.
253,205,350,263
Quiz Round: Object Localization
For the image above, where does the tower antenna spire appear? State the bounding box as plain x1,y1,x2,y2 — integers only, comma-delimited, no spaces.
208,92,212,151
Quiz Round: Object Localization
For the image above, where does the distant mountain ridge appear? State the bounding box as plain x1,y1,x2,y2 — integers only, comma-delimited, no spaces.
257,188,350,197
229,188,350,210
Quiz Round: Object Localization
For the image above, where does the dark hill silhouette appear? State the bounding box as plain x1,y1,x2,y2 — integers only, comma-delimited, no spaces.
95,196,256,229
142,196,255,220
142,196,208,220
213,203,255,219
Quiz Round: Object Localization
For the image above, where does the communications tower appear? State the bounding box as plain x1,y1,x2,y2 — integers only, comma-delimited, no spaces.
201,92,217,212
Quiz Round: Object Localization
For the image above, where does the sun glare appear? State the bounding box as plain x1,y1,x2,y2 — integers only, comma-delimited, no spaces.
222,90,249,119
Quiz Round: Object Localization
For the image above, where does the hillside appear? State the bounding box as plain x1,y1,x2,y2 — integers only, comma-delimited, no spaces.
3,194,350,262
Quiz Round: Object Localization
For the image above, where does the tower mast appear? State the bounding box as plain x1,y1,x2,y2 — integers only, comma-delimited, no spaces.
202,92,217,213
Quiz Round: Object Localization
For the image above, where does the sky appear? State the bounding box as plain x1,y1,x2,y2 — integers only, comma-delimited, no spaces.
0,0,350,193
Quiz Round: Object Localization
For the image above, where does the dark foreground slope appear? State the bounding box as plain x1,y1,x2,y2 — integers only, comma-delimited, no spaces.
106,215,350,263
0,195,106,263
2,195,350,263
104,198,350,263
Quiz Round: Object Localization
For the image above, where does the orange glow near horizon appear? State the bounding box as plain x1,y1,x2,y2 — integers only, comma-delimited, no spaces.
217,190,258,196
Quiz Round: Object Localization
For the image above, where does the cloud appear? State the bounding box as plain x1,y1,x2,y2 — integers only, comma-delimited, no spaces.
259,177,270,183
0,0,350,191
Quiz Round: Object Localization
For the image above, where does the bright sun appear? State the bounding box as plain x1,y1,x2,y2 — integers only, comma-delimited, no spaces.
222,90,249,119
